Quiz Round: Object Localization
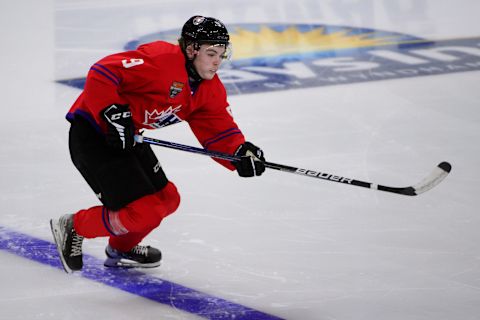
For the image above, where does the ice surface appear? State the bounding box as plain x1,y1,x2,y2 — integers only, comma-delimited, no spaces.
1,1,480,319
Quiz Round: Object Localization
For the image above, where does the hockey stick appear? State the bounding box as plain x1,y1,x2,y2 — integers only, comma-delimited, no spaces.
135,135,451,196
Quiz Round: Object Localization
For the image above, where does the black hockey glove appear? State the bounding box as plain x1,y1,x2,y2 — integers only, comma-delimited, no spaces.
232,142,266,177
102,104,136,151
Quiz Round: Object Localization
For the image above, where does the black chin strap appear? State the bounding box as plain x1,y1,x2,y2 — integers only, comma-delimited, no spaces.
185,59,202,95
185,59,202,83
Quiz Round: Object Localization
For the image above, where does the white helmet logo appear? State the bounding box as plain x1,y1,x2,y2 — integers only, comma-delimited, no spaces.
193,16,205,25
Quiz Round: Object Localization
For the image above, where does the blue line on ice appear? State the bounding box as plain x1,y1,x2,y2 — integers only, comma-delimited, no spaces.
0,226,283,320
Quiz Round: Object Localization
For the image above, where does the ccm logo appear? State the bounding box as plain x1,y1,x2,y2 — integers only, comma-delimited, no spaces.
110,111,131,120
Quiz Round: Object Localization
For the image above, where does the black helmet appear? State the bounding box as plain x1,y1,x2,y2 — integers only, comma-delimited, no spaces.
181,16,230,45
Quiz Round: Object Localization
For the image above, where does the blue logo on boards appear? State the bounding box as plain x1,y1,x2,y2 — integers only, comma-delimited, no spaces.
58,23,480,95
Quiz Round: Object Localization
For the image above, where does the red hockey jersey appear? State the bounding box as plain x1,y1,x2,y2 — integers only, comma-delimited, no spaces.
66,41,245,170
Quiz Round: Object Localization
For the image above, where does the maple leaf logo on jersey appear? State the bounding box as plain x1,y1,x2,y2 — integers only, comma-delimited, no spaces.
144,105,183,129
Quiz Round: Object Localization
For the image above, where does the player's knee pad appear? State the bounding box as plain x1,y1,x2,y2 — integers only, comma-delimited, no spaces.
107,182,180,234
119,194,164,232
155,181,181,217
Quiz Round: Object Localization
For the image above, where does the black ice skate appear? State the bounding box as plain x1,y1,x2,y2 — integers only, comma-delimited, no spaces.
50,214,84,273
104,244,161,268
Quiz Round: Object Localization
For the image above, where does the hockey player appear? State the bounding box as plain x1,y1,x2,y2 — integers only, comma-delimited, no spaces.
50,16,266,273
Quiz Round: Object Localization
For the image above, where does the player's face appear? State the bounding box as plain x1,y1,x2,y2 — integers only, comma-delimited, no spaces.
192,44,226,80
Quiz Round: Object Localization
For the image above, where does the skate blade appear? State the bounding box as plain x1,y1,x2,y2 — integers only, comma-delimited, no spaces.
50,219,73,274
104,258,161,269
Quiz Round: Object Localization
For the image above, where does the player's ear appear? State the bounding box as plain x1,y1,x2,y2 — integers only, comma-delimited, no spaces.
185,44,197,60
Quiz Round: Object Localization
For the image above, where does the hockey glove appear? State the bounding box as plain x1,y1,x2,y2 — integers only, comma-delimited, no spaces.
233,142,266,177
102,104,136,151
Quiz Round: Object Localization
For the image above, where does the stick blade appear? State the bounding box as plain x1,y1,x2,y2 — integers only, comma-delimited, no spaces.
411,161,452,195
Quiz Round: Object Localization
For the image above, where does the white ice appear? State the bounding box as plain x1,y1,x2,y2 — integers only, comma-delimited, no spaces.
1,1,480,319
